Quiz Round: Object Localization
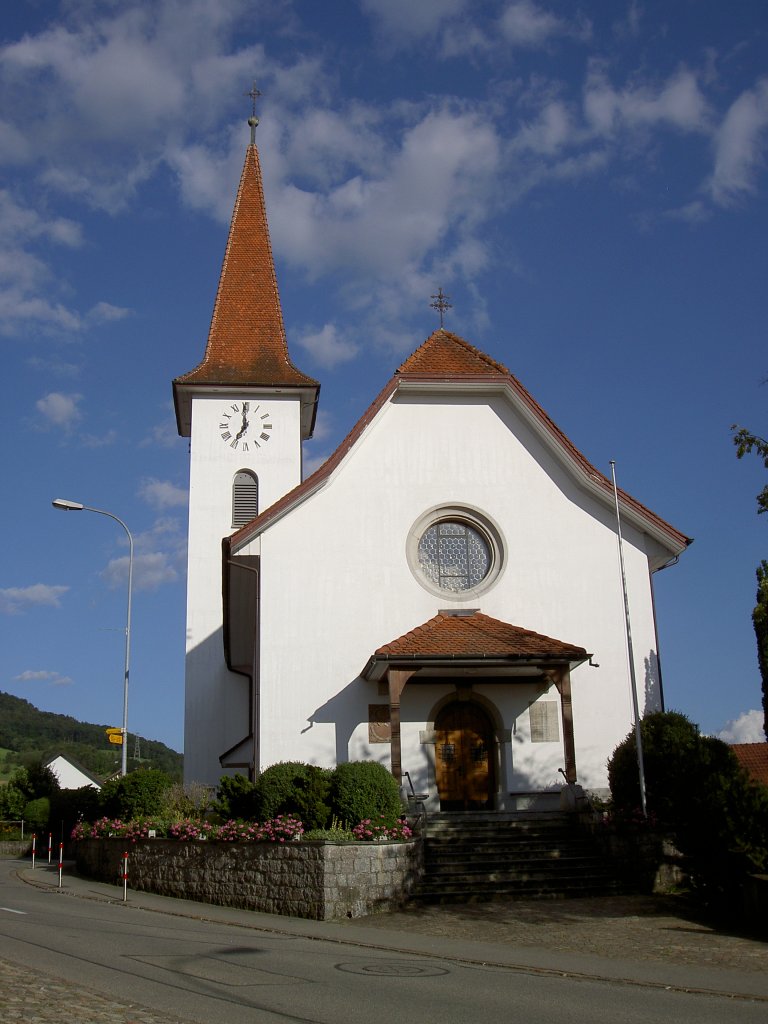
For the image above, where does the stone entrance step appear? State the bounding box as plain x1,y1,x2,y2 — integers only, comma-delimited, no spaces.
413,812,632,904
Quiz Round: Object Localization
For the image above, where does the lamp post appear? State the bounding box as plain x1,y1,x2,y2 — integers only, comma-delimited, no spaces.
52,499,133,777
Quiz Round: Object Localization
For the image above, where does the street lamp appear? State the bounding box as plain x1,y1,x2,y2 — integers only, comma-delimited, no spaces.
52,498,133,777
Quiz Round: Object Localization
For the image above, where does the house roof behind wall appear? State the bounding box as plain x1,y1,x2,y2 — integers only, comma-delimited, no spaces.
731,742,768,787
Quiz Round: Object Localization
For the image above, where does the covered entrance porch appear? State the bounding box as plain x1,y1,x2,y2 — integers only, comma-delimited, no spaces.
361,610,590,813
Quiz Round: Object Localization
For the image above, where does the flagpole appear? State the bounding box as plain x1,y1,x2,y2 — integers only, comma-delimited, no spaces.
610,461,648,818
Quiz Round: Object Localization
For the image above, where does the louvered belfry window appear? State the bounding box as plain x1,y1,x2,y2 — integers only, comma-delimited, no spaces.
232,471,258,527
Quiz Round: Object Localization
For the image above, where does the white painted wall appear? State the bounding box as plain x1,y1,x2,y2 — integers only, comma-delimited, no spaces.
46,755,100,790
183,392,303,784
249,391,669,798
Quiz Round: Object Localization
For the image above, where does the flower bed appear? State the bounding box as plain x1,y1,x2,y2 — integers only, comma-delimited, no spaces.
71,812,421,920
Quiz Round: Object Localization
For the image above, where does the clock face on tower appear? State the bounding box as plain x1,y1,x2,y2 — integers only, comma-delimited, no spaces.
218,401,273,452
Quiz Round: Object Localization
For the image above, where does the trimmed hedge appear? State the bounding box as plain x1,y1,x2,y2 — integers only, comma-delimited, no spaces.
256,762,331,831
329,761,402,826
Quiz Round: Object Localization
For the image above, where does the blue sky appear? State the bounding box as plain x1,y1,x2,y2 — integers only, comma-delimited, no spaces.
1,0,766,759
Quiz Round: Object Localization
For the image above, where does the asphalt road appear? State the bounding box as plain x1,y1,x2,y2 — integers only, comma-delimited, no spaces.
0,861,765,1024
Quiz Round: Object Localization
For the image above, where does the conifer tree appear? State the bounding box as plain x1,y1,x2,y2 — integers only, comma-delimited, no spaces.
732,424,768,739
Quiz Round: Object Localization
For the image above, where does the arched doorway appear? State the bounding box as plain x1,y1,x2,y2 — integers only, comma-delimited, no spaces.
434,700,495,811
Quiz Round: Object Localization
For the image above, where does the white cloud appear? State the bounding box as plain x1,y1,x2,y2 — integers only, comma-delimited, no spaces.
707,78,768,206
717,709,765,744
86,301,132,325
0,190,87,335
35,392,83,430
584,67,710,137
81,429,118,449
0,189,82,248
296,324,359,369
361,0,467,42
512,99,576,156
139,478,188,509
499,1,588,48
0,584,69,614
101,516,186,591
103,552,179,591
14,669,72,686
269,105,501,293
306,409,334,443
0,0,263,207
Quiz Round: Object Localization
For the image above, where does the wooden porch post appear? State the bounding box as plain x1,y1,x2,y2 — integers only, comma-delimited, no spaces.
387,669,414,783
550,667,577,784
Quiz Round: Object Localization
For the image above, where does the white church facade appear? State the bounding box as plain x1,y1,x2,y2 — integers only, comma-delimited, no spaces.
174,128,690,811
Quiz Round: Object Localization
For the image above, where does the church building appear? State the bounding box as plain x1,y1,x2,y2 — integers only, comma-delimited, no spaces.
174,122,690,811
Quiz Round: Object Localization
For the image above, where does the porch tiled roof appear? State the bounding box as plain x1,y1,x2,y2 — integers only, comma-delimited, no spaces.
731,742,768,787
375,611,588,661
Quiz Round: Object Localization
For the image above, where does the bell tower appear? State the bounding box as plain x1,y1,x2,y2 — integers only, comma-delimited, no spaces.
173,112,319,784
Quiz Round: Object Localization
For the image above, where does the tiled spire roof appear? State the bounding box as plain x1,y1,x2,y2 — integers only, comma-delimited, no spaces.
174,143,318,391
375,611,587,660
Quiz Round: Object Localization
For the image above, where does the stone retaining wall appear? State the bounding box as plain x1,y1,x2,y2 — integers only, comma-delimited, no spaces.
0,841,30,858
75,839,422,920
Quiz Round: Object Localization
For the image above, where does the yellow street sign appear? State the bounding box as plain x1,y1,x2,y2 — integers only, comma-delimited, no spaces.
105,727,122,735
108,734,124,745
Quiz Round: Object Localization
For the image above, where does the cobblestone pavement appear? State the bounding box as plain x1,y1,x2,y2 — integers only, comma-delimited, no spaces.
350,893,768,974
0,956,188,1024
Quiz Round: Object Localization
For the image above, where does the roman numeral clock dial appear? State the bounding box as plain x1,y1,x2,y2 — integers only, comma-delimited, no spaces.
218,401,272,451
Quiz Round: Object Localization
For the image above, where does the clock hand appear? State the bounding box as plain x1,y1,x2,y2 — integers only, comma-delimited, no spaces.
235,403,250,440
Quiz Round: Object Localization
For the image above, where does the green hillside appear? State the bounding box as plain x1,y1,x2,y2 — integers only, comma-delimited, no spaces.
0,692,182,781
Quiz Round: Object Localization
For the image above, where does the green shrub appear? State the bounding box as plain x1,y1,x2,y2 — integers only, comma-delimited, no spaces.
303,815,356,842
23,797,50,832
608,710,703,822
48,785,103,841
608,710,768,908
161,781,213,821
256,762,331,830
214,774,259,821
100,769,172,820
329,761,402,825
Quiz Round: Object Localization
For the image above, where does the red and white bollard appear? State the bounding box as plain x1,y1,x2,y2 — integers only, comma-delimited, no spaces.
58,843,64,888
121,851,128,902
31,834,36,870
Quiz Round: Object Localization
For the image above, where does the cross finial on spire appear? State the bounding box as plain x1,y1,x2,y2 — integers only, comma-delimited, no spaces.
430,287,452,328
245,80,262,144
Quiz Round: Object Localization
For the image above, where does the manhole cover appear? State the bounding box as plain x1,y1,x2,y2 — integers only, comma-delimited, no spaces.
335,960,448,977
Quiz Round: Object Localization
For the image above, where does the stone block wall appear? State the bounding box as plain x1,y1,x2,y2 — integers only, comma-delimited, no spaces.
0,841,31,858
75,839,422,920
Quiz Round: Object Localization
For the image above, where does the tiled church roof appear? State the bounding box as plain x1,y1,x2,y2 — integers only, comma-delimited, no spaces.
229,327,690,556
397,330,510,376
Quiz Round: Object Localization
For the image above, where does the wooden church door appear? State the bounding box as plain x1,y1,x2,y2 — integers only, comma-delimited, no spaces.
435,701,495,811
